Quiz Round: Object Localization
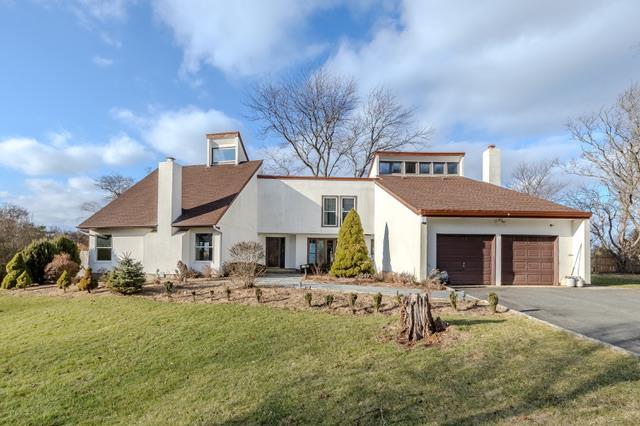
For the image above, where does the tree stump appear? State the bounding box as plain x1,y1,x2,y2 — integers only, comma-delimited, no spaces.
400,293,447,342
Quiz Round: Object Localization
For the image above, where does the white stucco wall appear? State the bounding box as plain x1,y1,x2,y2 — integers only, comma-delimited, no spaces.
218,173,260,267
88,228,148,272
426,217,591,284
257,178,374,235
373,184,423,278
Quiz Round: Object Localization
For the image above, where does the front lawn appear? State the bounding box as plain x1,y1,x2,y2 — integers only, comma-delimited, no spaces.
1,294,639,424
592,274,640,289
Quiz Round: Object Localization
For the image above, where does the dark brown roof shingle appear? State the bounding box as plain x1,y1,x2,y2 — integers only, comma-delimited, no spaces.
78,160,262,229
377,176,590,219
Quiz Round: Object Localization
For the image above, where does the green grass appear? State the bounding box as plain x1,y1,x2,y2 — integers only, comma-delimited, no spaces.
1,294,639,425
592,274,640,288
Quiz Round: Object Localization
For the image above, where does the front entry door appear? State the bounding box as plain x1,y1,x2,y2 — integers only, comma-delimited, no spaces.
266,237,285,268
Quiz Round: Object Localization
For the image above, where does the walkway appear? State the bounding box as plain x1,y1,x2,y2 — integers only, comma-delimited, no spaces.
256,274,455,300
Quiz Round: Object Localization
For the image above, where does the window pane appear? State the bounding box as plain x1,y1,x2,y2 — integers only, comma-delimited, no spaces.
324,211,337,226
97,248,111,261
433,162,445,174
308,240,317,264
419,162,431,174
212,147,236,163
96,235,112,248
405,162,416,174
195,233,213,261
323,197,336,211
379,161,392,174
341,197,355,222
391,162,402,173
447,162,459,175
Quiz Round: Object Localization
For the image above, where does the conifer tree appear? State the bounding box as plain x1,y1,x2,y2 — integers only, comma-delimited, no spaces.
330,209,373,277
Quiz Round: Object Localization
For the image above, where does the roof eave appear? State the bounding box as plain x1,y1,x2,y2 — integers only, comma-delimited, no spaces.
420,209,592,219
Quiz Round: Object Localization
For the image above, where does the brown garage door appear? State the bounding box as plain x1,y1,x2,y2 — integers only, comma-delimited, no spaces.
502,235,557,285
437,235,495,285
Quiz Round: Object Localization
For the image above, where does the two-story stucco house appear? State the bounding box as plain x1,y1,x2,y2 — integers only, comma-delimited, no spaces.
79,131,591,286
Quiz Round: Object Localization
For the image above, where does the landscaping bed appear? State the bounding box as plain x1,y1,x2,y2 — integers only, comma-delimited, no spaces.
1,293,639,424
9,278,474,318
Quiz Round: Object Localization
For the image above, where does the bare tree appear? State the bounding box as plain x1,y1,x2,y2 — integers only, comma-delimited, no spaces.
248,69,357,176
508,159,564,201
259,146,307,176
82,174,134,213
95,174,134,200
567,84,640,272
346,87,431,177
0,203,45,266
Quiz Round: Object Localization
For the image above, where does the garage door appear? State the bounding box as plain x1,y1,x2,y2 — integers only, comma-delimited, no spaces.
502,235,556,285
437,235,495,285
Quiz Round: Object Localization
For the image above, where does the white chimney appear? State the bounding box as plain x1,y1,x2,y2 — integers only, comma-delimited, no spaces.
157,156,182,234
482,144,501,186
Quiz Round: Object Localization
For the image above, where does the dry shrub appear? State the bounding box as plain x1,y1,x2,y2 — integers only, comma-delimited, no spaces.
226,241,265,288
201,264,217,279
44,254,79,284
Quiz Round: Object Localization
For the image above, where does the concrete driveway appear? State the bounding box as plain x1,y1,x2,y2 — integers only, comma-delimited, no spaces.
461,286,640,356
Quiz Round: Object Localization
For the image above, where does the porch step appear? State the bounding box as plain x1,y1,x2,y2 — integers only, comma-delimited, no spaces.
265,268,299,274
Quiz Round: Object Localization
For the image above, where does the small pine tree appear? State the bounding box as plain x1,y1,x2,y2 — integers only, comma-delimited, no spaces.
16,271,31,289
330,209,373,277
77,268,98,293
2,252,27,289
56,270,71,292
107,254,146,294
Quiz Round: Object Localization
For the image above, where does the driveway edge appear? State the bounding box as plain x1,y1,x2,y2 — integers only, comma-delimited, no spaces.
465,294,640,359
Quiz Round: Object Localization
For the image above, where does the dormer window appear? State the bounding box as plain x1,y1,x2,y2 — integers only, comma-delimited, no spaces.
433,162,445,174
419,162,431,174
212,147,236,164
379,161,402,175
447,162,459,175
405,162,417,174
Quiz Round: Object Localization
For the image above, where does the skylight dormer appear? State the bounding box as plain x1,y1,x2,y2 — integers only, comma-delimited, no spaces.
369,151,465,177
206,131,249,166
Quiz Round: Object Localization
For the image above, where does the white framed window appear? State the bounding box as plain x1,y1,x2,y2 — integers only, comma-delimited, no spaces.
96,234,112,261
379,161,402,175
447,162,459,175
340,196,357,223
419,162,431,174
212,147,236,164
322,196,338,227
195,234,213,261
433,162,445,174
405,162,417,174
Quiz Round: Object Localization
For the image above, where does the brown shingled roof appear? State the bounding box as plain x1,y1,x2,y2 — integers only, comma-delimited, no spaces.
173,161,262,226
78,170,159,229
78,160,262,229
376,176,590,219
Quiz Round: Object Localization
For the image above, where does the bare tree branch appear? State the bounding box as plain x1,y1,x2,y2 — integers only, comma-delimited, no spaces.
346,87,432,177
95,174,134,201
508,158,564,201
567,83,640,271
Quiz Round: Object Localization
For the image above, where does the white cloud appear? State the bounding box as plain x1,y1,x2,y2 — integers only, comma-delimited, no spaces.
151,0,331,76
0,133,151,176
3,177,103,228
92,55,114,67
113,106,240,163
326,0,640,138
70,0,133,23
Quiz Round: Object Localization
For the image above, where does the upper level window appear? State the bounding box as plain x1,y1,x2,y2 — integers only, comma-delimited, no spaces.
447,162,459,175
419,162,431,174
405,162,417,174
379,161,402,175
433,162,445,175
322,196,338,227
96,234,112,261
195,234,213,261
341,196,356,222
212,147,236,164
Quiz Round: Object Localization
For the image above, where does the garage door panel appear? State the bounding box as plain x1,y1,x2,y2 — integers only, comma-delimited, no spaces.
437,234,494,285
502,235,557,285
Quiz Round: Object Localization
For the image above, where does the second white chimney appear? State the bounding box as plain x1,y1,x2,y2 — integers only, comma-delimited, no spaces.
482,144,501,186
157,156,182,234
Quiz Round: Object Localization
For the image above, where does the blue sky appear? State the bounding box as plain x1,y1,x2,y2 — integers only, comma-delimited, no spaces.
1,0,639,228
